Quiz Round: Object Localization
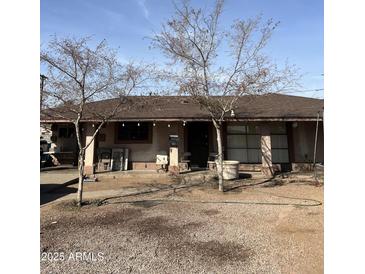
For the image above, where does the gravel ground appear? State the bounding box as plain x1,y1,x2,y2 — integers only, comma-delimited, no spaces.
40,182,323,273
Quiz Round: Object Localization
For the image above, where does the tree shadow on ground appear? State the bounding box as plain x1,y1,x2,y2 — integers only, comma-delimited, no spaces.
238,173,252,179
40,184,77,205
224,176,274,193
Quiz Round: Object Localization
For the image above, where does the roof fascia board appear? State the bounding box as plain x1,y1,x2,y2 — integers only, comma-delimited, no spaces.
41,117,323,123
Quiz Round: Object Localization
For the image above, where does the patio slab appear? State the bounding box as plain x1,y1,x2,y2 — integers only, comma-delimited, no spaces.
40,168,79,193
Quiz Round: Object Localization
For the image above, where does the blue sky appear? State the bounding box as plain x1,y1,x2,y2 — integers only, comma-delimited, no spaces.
41,0,323,98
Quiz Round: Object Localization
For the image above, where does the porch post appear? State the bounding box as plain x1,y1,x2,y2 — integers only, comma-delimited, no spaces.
168,131,180,174
84,123,95,175
261,128,273,177
169,147,179,174
286,122,295,171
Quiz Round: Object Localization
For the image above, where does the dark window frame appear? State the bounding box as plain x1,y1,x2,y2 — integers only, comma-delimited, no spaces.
114,122,153,144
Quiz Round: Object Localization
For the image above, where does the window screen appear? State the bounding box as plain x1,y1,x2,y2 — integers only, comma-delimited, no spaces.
227,124,261,163
272,149,289,163
247,135,261,148
271,134,289,163
271,135,288,149
247,149,261,163
227,124,290,164
227,149,248,162
227,135,246,148
227,125,246,134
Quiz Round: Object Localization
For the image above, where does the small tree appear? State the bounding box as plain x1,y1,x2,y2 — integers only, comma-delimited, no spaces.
41,36,150,206
152,0,297,191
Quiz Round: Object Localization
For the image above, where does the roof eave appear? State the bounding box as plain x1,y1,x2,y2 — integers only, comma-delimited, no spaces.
40,116,323,123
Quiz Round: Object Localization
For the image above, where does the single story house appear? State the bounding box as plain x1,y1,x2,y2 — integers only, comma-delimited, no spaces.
40,94,324,176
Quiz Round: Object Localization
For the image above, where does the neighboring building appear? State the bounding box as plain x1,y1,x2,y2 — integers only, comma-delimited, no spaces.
40,94,324,175
40,124,52,143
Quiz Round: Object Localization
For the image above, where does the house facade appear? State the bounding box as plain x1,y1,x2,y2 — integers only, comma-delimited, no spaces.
41,94,324,176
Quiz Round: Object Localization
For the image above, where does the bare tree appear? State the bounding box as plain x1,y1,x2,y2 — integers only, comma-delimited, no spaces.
40,74,48,111
41,36,151,206
152,0,298,191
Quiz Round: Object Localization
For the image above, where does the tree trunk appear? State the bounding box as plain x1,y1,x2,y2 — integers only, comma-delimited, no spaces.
77,150,84,207
213,120,224,192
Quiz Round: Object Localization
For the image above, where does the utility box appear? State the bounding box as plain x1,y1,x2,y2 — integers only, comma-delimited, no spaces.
169,135,179,147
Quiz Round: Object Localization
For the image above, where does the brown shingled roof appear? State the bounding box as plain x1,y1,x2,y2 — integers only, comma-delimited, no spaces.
41,94,324,122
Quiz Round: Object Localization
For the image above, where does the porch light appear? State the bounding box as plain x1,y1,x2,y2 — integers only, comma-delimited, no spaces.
183,121,186,126
230,110,235,117
92,124,95,127
122,123,125,127
168,123,171,127
153,122,156,126
137,122,140,127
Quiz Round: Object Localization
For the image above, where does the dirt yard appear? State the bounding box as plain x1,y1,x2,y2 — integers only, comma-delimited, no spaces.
40,180,323,273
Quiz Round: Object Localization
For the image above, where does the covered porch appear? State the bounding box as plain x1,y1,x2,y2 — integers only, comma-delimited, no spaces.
76,119,323,176
89,120,214,174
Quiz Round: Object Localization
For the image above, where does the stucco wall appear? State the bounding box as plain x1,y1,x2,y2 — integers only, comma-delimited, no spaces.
48,120,324,172
98,122,185,162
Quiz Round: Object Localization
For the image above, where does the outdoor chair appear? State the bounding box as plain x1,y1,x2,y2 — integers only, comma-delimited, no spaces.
179,152,191,171
156,152,168,173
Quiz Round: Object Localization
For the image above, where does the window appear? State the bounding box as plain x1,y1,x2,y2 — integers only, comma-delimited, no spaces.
226,124,261,163
271,134,289,163
58,127,75,138
116,122,151,143
227,125,246,134
226,123,290,164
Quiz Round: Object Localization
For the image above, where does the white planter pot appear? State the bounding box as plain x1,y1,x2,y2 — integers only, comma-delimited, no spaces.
216,160,240,180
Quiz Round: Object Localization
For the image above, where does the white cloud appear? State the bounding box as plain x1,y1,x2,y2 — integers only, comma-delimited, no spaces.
136,0,149,19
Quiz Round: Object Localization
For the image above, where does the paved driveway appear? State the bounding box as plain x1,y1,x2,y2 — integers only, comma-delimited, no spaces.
41,168,78,184
40,168,79,204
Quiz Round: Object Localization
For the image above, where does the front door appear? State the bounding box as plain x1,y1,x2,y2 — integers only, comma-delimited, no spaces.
187,122,209,168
